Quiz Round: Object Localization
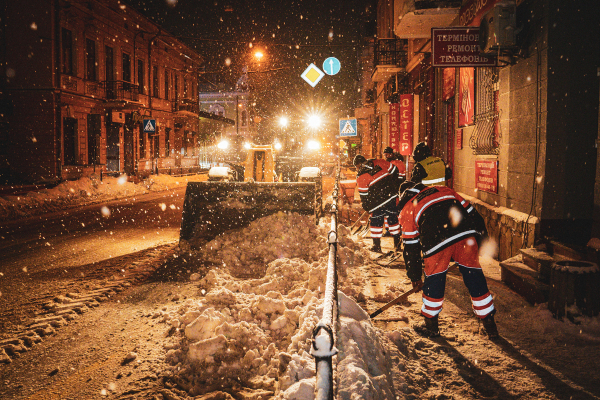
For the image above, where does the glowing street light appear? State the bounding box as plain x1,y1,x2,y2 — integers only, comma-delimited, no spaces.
274,141,283,151
217,140,229,150
278,116,289,128
254,51,264,61
307,114,322,129
307,139,320,151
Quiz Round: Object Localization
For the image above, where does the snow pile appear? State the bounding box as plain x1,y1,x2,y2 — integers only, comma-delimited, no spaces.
154,213,408,398
0,174,202,222
199,212,329,277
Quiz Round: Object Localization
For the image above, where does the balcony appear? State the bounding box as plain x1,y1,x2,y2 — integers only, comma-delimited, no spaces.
102,80,140,103
394,0,462,39
173,98,199,115
372,39,407,82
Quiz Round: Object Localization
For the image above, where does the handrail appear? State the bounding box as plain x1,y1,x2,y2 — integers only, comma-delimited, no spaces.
310,164,341,400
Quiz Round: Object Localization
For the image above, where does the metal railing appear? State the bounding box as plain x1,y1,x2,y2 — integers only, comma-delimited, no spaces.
173,98,199,114
310,167,341,400
102,80,140,102
374,38,407,67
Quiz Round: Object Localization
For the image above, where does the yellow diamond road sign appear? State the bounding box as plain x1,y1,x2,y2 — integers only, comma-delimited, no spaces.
301,63,325,87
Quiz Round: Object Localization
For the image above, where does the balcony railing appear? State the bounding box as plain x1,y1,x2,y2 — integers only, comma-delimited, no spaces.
173,98,199,114
102,80,139,102
374,39,407,67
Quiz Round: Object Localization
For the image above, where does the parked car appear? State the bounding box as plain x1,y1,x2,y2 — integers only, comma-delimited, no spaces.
208,166,237,182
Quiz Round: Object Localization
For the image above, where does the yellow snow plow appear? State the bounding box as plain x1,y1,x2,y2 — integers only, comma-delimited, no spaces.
179,145,320,247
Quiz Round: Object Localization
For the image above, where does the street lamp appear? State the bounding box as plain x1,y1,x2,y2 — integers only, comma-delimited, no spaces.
278,116,289,128
307,114,322,129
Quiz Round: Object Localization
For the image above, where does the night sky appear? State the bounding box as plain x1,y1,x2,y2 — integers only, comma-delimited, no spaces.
124,0,375,141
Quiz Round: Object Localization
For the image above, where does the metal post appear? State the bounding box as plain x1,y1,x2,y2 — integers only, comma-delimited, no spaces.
311,171,341,400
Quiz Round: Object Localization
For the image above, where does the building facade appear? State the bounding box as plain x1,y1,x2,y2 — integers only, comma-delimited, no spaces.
1,0,203,183
360,0,600,259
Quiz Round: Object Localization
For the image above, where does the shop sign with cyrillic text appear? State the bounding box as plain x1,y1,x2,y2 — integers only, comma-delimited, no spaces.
432,27,496,67
475,160,498,193
398,94,413,156
389,103,400,152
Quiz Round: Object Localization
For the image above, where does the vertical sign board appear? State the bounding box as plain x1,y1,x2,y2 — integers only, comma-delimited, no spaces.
389,103,400,151
398,94,414,156
442,68,456,101
456,128,463,149
475,160,498,193
459,68,475,127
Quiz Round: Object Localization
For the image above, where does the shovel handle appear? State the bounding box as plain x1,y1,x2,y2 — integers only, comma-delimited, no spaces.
350,211,368,230
369,263,459,319
369,287,420,319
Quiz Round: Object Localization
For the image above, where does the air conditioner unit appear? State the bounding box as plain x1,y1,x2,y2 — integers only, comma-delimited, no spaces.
479,1,517,55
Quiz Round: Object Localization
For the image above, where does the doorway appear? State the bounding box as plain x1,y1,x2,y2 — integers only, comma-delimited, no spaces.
444,101,455,189
124,113,134,175
63,117,77,165
106,122,120,172
87,114,101,165
253,151,265,181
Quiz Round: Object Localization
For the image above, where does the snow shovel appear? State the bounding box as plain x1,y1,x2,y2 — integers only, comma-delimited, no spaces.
351,211,368,235
356,219,371,237
369,286,421,319
369,263,459,318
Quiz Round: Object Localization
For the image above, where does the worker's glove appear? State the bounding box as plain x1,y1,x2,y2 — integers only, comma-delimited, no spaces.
411,280,424,292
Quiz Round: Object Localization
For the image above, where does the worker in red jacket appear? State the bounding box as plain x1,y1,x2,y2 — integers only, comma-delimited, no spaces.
383,146,406,190
398,180,498,339
353,155,401,253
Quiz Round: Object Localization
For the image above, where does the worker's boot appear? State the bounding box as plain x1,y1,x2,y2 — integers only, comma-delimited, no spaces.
482,314,499,339
370,238,382,253
393,235,402,252
414,315,440,338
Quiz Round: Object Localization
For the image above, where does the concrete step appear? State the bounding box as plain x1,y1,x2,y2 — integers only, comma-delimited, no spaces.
499,255,550,305
519,247,554,282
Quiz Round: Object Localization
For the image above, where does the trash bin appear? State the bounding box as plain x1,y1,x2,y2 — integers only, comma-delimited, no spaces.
548,260,600,319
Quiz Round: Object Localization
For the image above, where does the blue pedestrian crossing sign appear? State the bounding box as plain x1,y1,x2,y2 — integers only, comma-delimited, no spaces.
339,118,357,137
143,119,156,133
323,57,341,75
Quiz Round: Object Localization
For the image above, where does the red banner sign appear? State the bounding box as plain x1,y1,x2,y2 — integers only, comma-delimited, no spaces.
475,160,498,193
432,27,496,67
398,94,413,156
459,67,475,127
389,103,400,152
442,68,456,101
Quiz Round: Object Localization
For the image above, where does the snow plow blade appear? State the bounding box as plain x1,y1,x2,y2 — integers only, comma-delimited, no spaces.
179,181,317,248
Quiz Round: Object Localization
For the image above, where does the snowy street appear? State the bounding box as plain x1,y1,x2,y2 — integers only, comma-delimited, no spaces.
0,176,599,399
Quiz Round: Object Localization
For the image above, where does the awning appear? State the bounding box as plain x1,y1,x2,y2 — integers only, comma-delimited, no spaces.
198,110,235,126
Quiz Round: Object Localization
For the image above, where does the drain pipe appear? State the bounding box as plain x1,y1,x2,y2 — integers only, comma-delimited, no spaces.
147,29,161,174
